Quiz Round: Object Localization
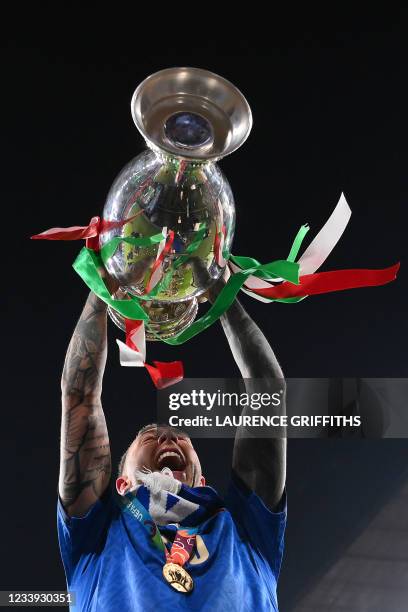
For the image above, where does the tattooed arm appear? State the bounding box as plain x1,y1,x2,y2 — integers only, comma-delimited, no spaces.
59,290,112,517
208,280,286,512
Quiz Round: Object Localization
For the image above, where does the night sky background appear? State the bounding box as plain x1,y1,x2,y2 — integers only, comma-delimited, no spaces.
3,7,408,610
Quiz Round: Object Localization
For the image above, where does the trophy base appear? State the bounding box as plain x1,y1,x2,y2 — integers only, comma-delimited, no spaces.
107,298,198,341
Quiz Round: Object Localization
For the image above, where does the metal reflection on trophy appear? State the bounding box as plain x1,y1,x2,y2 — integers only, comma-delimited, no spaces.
100,67,252,340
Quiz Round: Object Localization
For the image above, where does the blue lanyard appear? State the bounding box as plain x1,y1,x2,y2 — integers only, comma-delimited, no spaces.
116,490,165,551
116,490,199,550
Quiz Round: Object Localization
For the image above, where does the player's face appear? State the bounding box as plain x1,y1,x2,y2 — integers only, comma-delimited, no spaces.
123,426,204,489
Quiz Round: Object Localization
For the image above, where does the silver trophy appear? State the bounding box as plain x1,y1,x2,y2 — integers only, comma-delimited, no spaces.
100,67,252,340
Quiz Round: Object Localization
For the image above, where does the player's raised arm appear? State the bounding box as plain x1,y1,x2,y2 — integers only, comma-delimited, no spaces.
208,280,286,512
59,282,114,518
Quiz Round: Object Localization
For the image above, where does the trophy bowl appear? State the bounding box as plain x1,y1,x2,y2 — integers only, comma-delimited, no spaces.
100,67,252,340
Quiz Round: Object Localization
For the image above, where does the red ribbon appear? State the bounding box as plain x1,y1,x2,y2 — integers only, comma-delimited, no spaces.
125,318,144,352
30,213,142,252
144,361,184,390
249,263,400,299
145,230,175,294
175,160,188,185
30,216,101,242
124,318,184,390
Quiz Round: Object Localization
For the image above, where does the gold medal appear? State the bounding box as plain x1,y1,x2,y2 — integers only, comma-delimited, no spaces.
163,562,194,593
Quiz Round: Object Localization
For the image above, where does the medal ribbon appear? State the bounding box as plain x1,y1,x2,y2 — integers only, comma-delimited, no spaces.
164,528,198,567
116,318,184,389
117,491,198,566
117,490,165,551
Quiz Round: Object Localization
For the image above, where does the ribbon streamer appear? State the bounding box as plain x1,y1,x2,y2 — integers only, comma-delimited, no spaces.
250,264,400,300
144,227,168,294
31,216,101,241
161,259,300,345
236,194,399,302
145,229,175,294
116,318,183,389
297,192,351,275
30,213,142,252
72,248,148,320
74,238,299,347
228,193,351,290
100,232,164,265
33,193,400,388
136,222,208,301
229,223,310,290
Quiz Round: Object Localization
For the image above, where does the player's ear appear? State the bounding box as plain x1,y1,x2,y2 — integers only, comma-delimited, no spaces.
116,476,132,495
199,475,206,486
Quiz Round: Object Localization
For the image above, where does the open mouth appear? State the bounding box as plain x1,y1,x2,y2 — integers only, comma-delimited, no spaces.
156,449,186,472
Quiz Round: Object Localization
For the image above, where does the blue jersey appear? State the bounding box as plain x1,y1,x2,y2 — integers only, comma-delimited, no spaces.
57,472,286,612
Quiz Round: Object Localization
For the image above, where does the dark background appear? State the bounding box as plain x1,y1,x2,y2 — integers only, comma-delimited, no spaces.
3,7,408,611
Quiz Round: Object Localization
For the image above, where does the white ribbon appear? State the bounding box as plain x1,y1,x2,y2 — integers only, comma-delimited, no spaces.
147,226,168,292
116,320,147,367
297,192,351,275
229,193,352,300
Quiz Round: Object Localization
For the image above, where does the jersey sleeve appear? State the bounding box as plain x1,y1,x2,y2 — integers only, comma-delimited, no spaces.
56,486,114,583
224,470,287,580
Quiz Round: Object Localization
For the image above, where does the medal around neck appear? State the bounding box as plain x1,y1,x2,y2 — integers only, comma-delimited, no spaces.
101,67,252,340
118,482,199,595
163,562,194,593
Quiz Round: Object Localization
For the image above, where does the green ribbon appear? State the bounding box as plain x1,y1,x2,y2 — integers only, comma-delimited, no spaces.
260,224,310,303
172,223,208,270
100,232,164,266
135,222,208,301
287,224,310,262
73,248,148,320
161,259,299,345
74,224,209,310
73,222,309,344
229,224,309,280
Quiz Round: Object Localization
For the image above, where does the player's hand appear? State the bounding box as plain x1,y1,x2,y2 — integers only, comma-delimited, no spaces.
189,257,231,305
205,267,231,304
98,266,122,297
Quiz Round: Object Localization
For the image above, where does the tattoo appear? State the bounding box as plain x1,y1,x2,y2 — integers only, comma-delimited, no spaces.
59,293,112,513
62,292,107,398
220,298,287,511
